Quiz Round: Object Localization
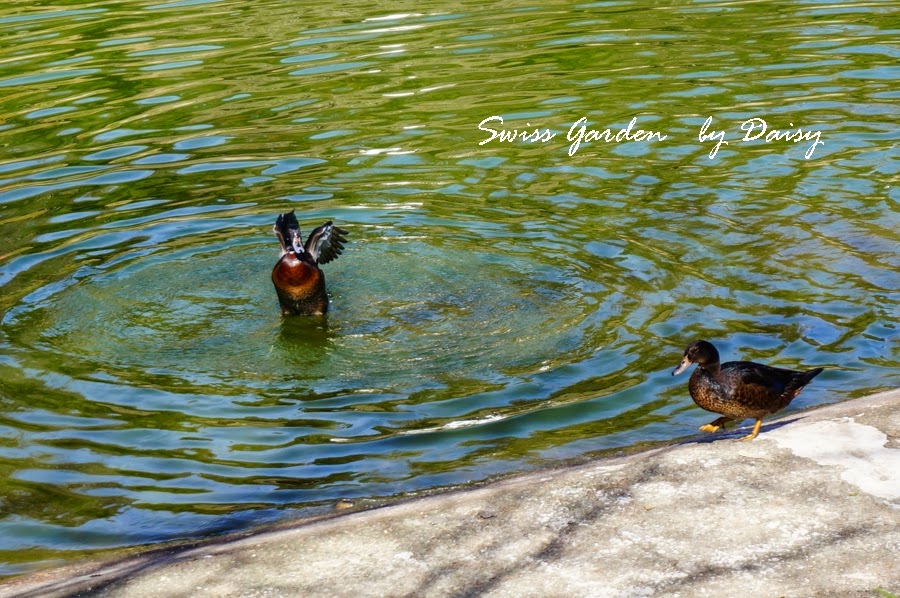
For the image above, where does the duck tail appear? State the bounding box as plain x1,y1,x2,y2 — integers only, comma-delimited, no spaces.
784,367,824,402
801,367,824,384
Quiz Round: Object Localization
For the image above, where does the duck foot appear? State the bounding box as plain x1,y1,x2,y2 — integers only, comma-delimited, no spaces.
738,419,763,441
699,416,732,433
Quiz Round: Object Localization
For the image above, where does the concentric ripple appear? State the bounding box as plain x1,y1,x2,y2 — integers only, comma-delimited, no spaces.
6,233,591,395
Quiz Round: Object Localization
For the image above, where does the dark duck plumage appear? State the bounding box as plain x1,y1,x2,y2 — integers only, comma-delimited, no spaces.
271,210,347,316
672,340,823,441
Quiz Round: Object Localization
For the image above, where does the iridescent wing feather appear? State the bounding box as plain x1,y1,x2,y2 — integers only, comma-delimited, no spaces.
304,221,348,265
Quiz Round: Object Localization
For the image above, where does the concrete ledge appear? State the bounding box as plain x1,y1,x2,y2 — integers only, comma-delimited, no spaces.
3,389,899,598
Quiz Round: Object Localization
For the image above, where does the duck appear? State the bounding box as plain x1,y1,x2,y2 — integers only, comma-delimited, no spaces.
271,210,348,315
672,340,823,441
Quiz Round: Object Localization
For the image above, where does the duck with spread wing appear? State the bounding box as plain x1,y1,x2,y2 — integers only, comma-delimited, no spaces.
271,210,348,315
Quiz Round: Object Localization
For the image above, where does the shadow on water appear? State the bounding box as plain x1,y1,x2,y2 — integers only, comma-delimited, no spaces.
274,314,335,369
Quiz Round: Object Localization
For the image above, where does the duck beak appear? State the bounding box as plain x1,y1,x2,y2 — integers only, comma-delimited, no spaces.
289,229,303,254
672,356,691,376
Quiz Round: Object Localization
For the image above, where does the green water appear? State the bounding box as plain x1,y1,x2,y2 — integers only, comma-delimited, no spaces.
0,0,898,577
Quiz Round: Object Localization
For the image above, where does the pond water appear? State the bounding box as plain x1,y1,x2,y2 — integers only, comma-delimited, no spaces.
0,0,898,577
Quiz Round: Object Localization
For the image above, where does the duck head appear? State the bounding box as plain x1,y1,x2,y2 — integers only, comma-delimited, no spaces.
274,210,303,256
672,340,720,375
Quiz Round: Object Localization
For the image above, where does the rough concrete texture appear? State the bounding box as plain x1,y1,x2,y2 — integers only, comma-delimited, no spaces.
4,389,899,598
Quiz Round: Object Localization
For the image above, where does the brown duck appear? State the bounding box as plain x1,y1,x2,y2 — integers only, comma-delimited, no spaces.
672,340,823,441
271,210,347,315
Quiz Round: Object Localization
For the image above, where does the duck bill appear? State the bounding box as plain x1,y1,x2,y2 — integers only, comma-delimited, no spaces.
672,357,692,376
289,229,304,254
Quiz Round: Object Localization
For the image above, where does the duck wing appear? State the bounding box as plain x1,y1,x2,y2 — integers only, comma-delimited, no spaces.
722,361,821,412
304,221,348,265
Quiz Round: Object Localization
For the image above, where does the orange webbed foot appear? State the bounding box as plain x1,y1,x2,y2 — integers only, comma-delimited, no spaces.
738,419,763,441
699,416,732,434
